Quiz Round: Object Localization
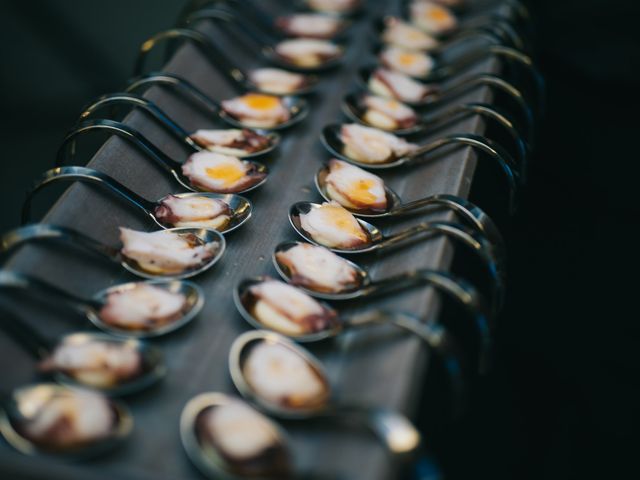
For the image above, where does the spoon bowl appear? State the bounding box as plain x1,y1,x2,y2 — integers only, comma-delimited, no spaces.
220,94,310,131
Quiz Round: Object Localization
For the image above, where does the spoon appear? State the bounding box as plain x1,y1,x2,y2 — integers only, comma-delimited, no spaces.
180,392,295,479
22,166,252,234
78,92,281,158
134,27,319,97
0,383,132,458
341,93,529,171
0,310,166,396
229,330,422,454
0,271,204,338
320,125,519,212
358,67,535,141
126,71,309,131
185,8,347,73
55,118,269,195
0,223,225,281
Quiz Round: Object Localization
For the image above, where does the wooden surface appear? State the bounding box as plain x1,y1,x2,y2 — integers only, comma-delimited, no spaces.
0,1,500,478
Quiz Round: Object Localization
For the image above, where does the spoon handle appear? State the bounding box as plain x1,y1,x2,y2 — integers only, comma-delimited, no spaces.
79,92,200,152
222,0,280,38
134,28,251,93
56,118,182,174
22,166,157,225
126,71,220,117
0,307,53,359
410,133,519,214
0,224,121,264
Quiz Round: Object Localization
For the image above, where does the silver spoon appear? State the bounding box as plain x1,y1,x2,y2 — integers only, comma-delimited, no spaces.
180,392,295,480
320,125,519,212
79,92,281,159
229,330,422,454
23,166,252,234
134,27,320,97
186,8,347,74
55,118,269,195
0,383,132,458
0,271,204,338
0,309,166,396
0,224,225,281
126,71,309,131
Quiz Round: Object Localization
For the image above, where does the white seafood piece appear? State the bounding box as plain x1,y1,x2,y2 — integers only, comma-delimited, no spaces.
277,13,343,39
99,283,187,330
369,68,433,103
325,159,387,211
410,1,458,34
250,279,337,335
221,93,290,129
340,123,418,164
275,39,341,68
182,151,265,194
243,341,328,408
307,0,359,14
362,95,418,130
205,401,281,461
19,388,113,447
154,195,231,230
380,46,435,78
276,242,359,293
249,68,307,95
189,129,272,157
299,201,369,248
119,227,218,275
382,19,439,51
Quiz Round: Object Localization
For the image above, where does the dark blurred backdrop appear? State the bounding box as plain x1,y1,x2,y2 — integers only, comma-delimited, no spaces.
1,1,639,479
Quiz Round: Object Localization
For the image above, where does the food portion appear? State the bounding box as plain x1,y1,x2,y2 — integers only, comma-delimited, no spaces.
243,341,329,409
154,195,232,230
249,68,309,95
40,338,143,389
410,1,458,35
299,201,369,249
276,13,344,39
14,387,115,450
361,95,419,131
275,39,342,68
189,129,272,157
247,279,338,335
182,151,266,194
99,283,188,331
380,46,435,78
221,93,291,129
276,243,360,293
197,400,290,476
382,18,439,51
340,123,418,164
307,0,360,14
119,227,219,275
324,159,388,211
369,68,435,103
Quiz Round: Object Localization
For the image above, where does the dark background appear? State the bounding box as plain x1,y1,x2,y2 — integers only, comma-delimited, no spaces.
0,1,638,478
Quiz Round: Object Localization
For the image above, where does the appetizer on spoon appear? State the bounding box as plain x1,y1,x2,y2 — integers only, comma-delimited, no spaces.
0,383,132,458
23,166,252,234
0,271,204,338
0,224,225,281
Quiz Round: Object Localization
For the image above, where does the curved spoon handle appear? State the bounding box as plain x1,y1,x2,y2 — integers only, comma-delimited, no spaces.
79,92,200,151
435,73,535,143
134,27,251,92
376,222,504,315
56,119,182,180
126,71,220,118
0,306,51,359
345,309,467,415
22,166,157,225
410,133,519,214
0,224,120,264
453,17,528,52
